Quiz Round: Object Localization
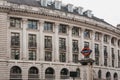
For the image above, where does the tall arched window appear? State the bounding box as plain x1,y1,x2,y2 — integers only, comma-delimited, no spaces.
10,66,22,80
45,67,55,79
28,67,39,80
114,73,118,80
106,72,111,80
60,68,69,79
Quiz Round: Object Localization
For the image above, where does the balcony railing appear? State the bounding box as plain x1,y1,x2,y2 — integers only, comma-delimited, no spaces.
28,74,39,80
10,74,22,80
60,75,69,79
45,74,55,80
29,42,37,48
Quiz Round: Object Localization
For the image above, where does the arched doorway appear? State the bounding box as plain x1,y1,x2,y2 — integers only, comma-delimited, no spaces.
10,66,22,80
113,73,118,80
98,70,102,79
28,67,39,80
60,68,69,79
106,72,111,80
45,67,55,80
76,68,80,78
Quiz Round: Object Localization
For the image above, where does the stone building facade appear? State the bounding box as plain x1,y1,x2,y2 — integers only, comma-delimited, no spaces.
0,0,120,80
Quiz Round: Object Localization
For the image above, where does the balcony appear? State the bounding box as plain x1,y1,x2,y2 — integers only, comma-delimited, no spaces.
10,74,22,80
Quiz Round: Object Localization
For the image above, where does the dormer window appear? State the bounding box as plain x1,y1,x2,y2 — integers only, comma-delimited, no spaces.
55,0,62,10
41,0,47,7
67,4,73,12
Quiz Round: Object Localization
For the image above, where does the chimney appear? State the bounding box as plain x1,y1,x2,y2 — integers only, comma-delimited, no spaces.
54,0,62,10
67,4,73,12
41,0,48,7
84,10,93,18
76,7,83,15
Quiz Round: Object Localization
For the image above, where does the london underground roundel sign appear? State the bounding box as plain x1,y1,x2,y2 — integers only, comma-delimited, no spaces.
81,47,92,57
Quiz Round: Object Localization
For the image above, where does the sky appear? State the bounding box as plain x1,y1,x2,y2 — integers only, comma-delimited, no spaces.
56,0,120,26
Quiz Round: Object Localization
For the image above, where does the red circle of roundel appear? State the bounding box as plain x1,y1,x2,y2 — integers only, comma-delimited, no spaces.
81,48,92,57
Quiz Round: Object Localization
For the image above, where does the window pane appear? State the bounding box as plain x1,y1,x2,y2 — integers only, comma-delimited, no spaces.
72,40,79,52
45,36,52,49
11,33,20,47
72,27,79,36
59,53,66,62
28,34,37,48
11,49,20,60
45,51,52,61
29,50,36,60
59,38,66,51
10,17,21,28
59,24,67,34
28,20,37,29
44,22,53,32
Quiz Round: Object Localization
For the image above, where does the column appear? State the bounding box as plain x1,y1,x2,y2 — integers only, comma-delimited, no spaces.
100,34,104,66
79,28,85,59
91,30,95,59
39,20,44,61
54,22,59,62
68,25,73,63
22,18,27,60
108,36,112,67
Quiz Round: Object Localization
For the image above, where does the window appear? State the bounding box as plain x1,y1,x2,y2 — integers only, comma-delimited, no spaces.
104,35,108,43
11,33,20,47
28,67,39,80
118,50,120,68
72,40,79,52
45,67,55,79
28,34,37,48
29,50,36,60
45,51,52,61
104,46,108,66
11,49,20,60
59,53,66,62
44,22,53,32
10,66,22,80
84,42,89,48
84,29,91,38
95,44,99,56
59,24,67,34
111,48,115,67
98,70,101,79
111,37,115,45
95,32,100,40
73,54,78,63
95,44,99,65
10,17,21,28
72,27,79,36
28,20,37,29
45,36,52,49
118,40,120,47
59,38,66,51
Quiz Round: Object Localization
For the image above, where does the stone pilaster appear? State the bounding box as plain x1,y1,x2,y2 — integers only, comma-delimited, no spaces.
54,22,59,62
22,18,27,60
68,25,73,63
39,20,44,61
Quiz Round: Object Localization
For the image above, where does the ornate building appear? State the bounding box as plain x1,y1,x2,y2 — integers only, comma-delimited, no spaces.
0,0,120,80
